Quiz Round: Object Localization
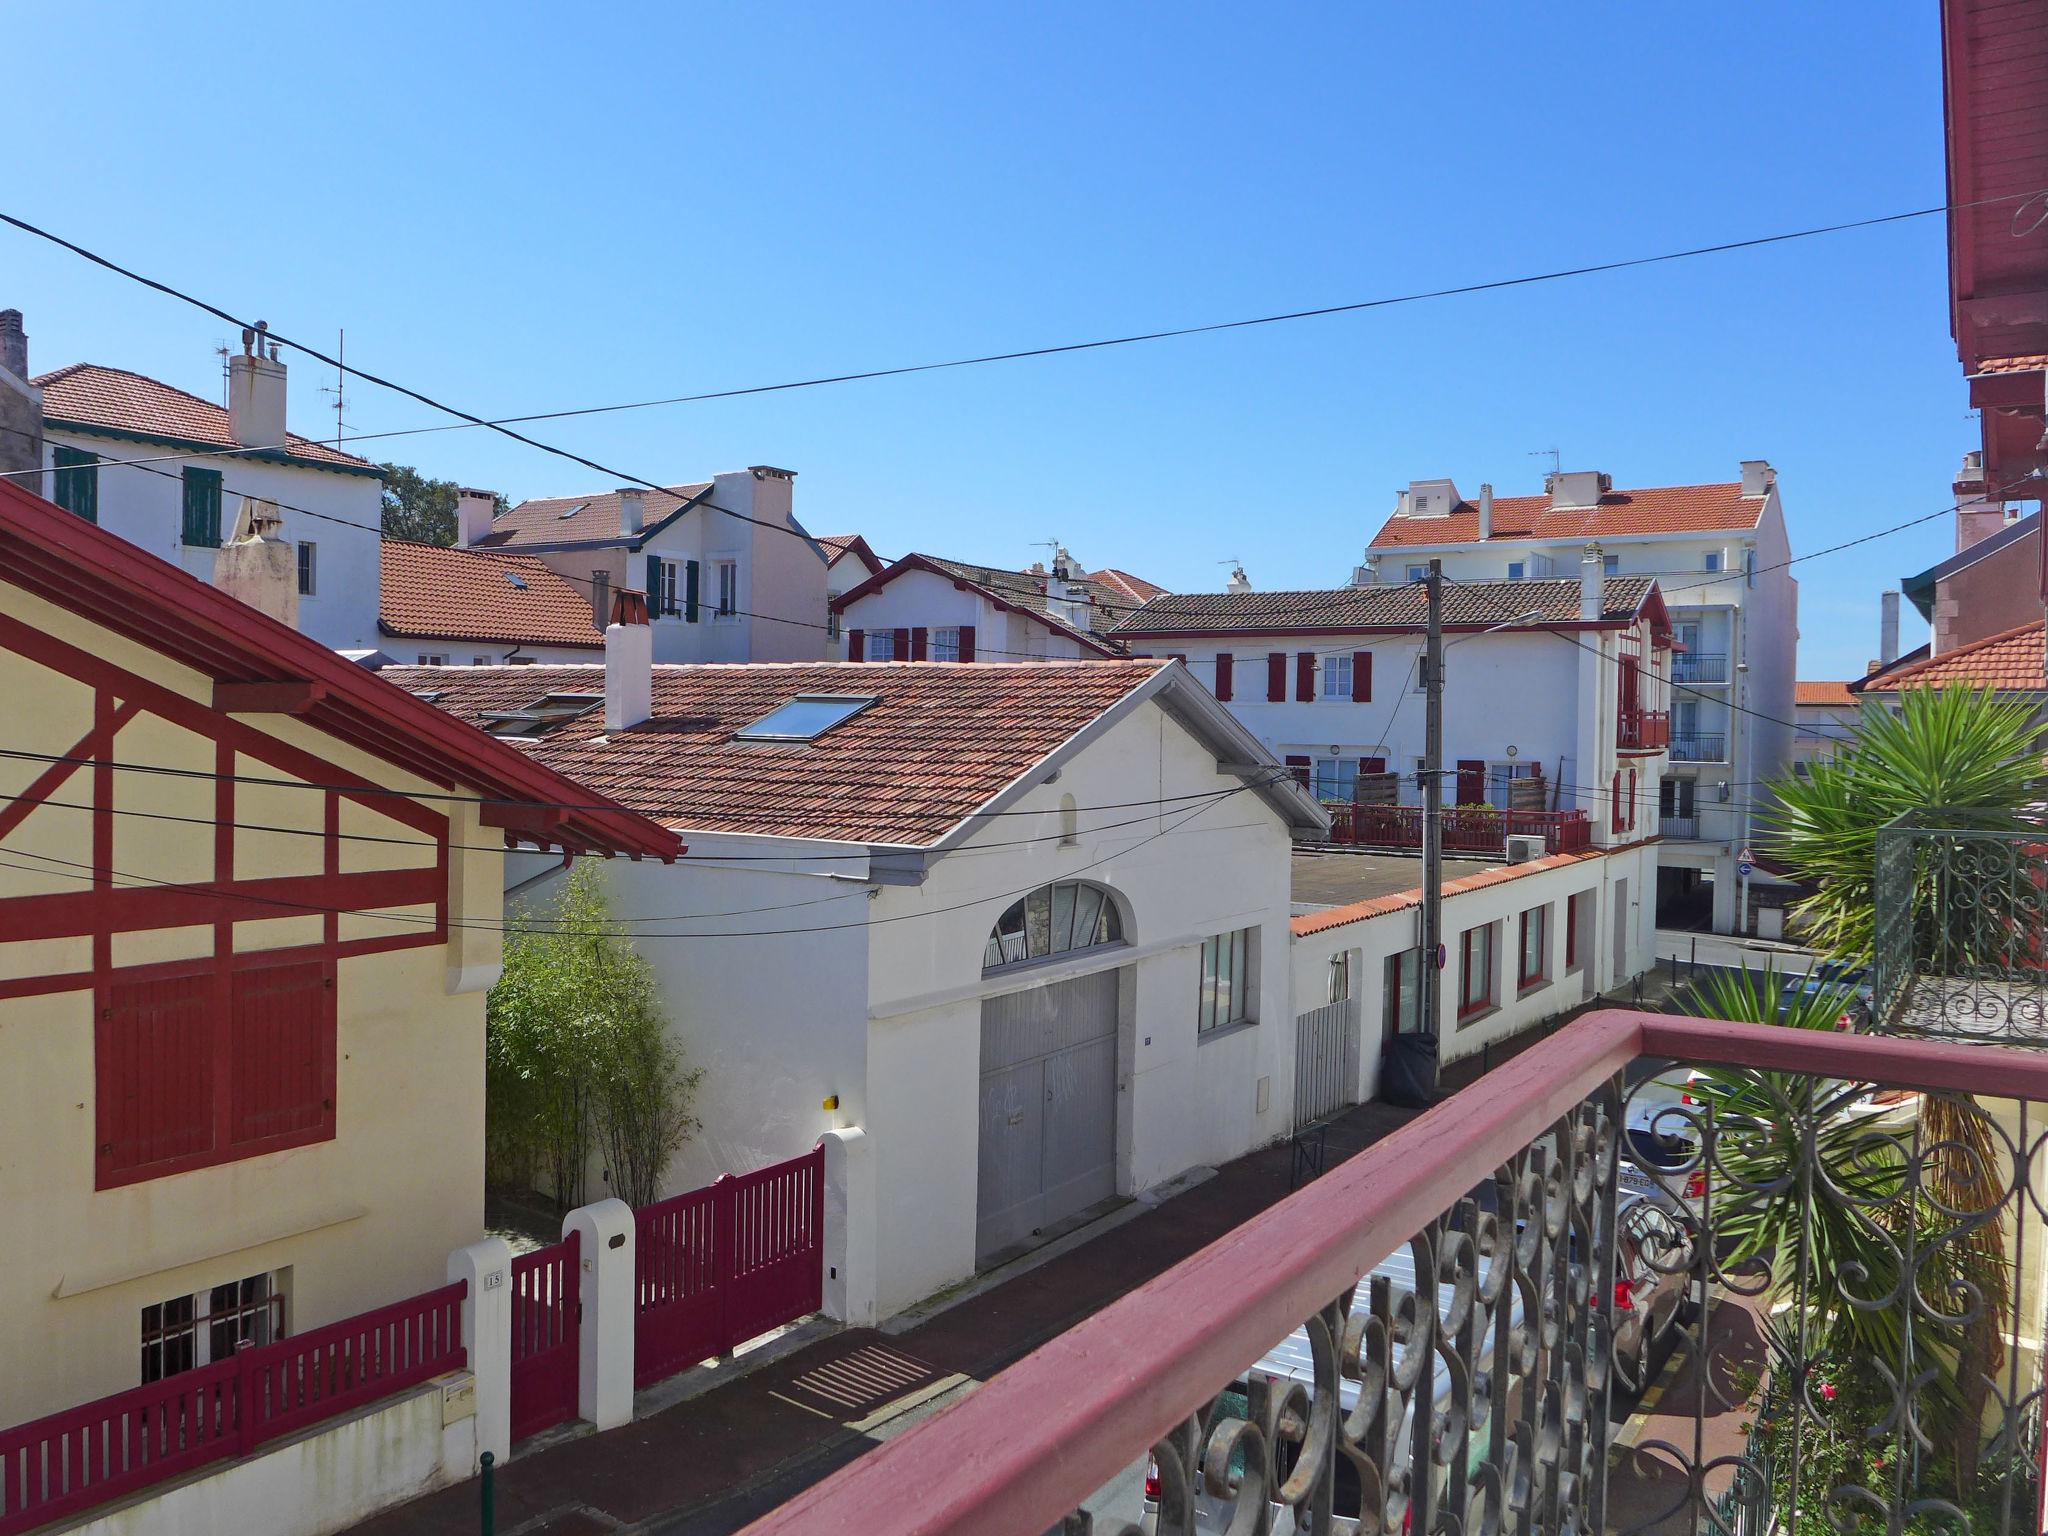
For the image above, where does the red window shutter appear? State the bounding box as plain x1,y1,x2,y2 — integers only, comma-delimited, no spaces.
1283,753,1312,790
230,961,335,1148
1628,769,1638,830
1215,652,1234,701
957,625,975,662
911,626,929,662
1353,651,1372,702
891,627,911,661
1612,772,1624,832
1455,759,1485,805
848,629,865,661
97,970,216,1179
1297,652,1315,701
1267,653,1287,702
1360,755,1387,774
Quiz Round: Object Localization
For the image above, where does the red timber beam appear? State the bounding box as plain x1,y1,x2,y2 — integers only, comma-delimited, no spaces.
212,680,329,715
0,697,143,843
0,865,445,945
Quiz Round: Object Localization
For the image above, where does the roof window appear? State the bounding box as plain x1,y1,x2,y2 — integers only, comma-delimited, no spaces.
557,502,587,520
503,570,529,590
734,693,877,743
480,691,602,737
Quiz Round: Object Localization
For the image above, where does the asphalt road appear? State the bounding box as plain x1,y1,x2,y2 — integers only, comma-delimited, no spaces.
1653,927,1817,977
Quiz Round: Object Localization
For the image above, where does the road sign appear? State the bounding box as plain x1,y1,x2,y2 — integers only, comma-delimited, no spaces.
1738,846,1753,864
1737,860,1754,877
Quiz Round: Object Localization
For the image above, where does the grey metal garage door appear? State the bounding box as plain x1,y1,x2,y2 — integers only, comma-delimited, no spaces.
976,968,1120,1263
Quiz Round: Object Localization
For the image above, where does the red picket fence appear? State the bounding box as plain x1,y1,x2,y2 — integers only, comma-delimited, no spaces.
509,1232,581,1442
0,1281,465,1535
635,1145,825,1389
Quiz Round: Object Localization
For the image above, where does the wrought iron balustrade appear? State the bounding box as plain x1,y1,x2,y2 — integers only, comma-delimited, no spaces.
1669,733,1728,763
1873,812,2048,1046
1658,814,1698,840
1673,653,1729,685
739,1013,2048,1536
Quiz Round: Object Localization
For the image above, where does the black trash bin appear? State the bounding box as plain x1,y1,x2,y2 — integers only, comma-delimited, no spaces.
1382,1031,1440,1106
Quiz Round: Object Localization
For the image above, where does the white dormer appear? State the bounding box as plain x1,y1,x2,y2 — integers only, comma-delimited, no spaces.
1546,470,1611,510
1403,478,1461,518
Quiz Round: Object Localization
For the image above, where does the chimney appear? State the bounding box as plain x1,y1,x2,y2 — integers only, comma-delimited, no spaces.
1880,591,1901,667
605,587,653,732
455,488,498,548
1739,459,1776,497
1549,470,1610,511
1477,482,1494,540
226,322,288,450
616,487,645,537
212,497,298,626
0,309,25,380
1225,563,1252,595
1953,449,2009,552
1044,544,1091,629
1580,543,1603,621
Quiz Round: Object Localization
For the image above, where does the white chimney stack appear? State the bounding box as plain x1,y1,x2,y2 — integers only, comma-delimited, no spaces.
1739,459,1777,497
605,588,653,732
455,488,498,548
1477,483,1494,540
213,497,298,627
1549,470,1610,511
1880,590,1901,666
1225,563,1252,595
617,487,646,537
227,323,288,450
1580,543,1603,621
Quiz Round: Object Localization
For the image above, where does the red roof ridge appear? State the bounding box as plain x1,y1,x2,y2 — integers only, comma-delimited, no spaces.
1857,618,2046,691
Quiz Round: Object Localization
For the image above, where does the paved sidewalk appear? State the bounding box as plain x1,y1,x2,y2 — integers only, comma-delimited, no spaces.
345,1031,1563,1536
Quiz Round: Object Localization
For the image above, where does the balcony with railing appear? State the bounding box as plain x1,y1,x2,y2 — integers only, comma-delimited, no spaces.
1657,813,1698,840
1672,651,1730,685
1873,812,2048,1046
1322,804,1593,856
1669,732,1727,763
1616,708,1669,754
742,1012,2048,1536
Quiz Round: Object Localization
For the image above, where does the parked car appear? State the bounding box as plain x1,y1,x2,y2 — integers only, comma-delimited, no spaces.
1609,1191,1696,1395
1778,961,1873,1028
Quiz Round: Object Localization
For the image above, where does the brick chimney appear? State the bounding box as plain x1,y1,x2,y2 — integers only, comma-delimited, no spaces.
227,323,288,450
456,488,498,548
605,587,652,732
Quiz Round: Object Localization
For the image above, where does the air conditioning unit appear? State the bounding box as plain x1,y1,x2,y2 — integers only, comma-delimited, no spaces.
1350,564,1377,587
1504,834,1545,865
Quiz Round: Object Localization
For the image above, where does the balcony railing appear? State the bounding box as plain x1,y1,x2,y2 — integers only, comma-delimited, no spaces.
741,1012,2048,1536
1658,813,1698,839
1873,812,2048,1046
1669,732,1727,762
1672,652,1730,684
1322,804,1592,856
1616,709,1669,753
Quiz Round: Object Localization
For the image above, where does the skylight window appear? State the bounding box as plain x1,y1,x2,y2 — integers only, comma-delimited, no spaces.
503,570,529,590
734,694,877,743
557,502,587,520
480,691,602,738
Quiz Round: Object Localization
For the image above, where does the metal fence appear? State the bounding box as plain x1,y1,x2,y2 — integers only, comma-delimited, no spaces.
1292,998,1359,1131
1669,733,1728,763
1873,811,2048,1045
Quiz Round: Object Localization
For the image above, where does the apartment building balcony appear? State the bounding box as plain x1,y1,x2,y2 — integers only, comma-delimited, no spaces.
1657,813,1699,840
1616,708,1669,754
1669,732,1728,763
1671,651,1730,685
1321,803,1592,856
746,1011,2048,1536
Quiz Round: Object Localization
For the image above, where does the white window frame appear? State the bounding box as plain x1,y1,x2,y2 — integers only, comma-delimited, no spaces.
141,1269,285,1384
1506,560,1525,581
1328,949,1352,1005
296,540,316,596
1602,554,1620,574
866,630,897,661
1406,564,1427,583
659,560,681,618
930,626,962,663
1312,757,1358,802
1197,927,1256,1035
472,654,492,666
1323,654,1352,700
714,559,739,620
417,653,447,666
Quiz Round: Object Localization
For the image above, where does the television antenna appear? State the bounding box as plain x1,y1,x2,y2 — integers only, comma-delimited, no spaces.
1528,447,1561,475
317,328,351,447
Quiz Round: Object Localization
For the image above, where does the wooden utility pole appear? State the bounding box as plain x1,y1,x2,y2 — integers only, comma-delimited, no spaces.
1418,558,1445,1086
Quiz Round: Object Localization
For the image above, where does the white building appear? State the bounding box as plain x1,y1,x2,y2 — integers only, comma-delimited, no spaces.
831,548,1149,663
461,468,830,664
379,540,605,666
391,637,1327,1320
1362,464,1797,933
1790,680,1860,779
1111,558,1674,856
27,328,385,652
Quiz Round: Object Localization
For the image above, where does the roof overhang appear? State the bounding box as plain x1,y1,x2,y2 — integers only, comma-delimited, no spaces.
43,419,384,479
1365,520,1763,558
1113,618,1636,643
834,554,1124,657
376,618,603,652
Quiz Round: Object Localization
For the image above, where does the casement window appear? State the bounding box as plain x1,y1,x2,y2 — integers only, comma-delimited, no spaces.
649,557,697,620
1197,927,1256,1035
142,1271,285,1384
297,541,317,596
1506,560,1526,581
417,653,447,665
96,957,337,1187
864,630,897,661
181,467,223,548
1406,564,1427,583
713,559,739,619
1324,655,1352,700
53,445,99,522
472,655,492,666
1565,891,1590,971
1518,905,1548,990
1458,923,1496,1019
1487,762,1538,808
827,611,842,641
1704,551,1723,573
930,626,962,662
1602,554,1619,574
1384,948,1422,1034
1328,949,1352,1004
1311,757,1358,802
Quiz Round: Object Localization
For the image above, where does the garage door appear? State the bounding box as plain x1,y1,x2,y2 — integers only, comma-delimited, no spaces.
977,967,1120,1263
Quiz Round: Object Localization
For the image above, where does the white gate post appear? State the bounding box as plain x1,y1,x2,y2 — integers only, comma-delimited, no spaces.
562,1198,636,1430
820,1127,876,1327
448,1236,513,1470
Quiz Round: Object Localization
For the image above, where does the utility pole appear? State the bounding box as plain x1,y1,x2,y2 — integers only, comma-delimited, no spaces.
1389,559,1447,1106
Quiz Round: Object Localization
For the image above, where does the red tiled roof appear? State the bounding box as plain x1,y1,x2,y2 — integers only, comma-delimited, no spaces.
33,363,377,471
383,660,1171,844
1082,567,1170,603
1795,680,1858,706
1971,353,2048,376
1365,481,1766,549
833,554,1130,654
1113,576,1660,636
476,483,713,549
818,533,885,575
1856,620,2046,693
380,542,603,649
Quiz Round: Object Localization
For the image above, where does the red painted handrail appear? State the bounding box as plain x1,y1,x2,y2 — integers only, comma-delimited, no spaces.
736,1013,2048,1536
244,1281,466,1450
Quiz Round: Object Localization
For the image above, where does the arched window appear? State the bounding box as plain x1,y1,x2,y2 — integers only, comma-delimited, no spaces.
983,881,1125,971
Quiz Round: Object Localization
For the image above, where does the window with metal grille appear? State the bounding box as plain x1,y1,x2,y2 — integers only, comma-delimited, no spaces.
141,1271,285,1384
181,467,223,547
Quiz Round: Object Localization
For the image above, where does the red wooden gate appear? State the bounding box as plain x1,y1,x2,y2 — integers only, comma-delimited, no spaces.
634,1145,824,1389
509,1230,580,1442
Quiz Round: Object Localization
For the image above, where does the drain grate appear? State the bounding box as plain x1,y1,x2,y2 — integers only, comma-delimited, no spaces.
772,1342,948,1424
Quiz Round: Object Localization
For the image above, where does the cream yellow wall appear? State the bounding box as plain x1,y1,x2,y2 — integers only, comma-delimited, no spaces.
0,583,497,1425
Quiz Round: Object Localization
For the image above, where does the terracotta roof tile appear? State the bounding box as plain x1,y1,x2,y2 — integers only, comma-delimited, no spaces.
1365,481,1765,549
1972,354,2048,376
920,555,1139,641
1081,567,1170,603
1795,680,1859,706
1112,576,1658,636
380,542,603,650
384,659,1169,844
1856,620,2046,693
33,363,375,471
476,483,712,549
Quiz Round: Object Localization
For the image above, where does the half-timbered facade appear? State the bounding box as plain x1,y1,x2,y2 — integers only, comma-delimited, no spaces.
0,477,677,1425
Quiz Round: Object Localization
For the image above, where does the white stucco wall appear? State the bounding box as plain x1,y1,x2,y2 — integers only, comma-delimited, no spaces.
381,643,604,668
41,429,383,652
837,566,1092,661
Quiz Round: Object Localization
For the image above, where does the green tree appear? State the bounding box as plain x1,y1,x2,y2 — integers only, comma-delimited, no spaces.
379,463,461,545
485,863,701,1209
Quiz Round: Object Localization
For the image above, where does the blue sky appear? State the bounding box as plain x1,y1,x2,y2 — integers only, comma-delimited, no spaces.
9,3,1966,677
